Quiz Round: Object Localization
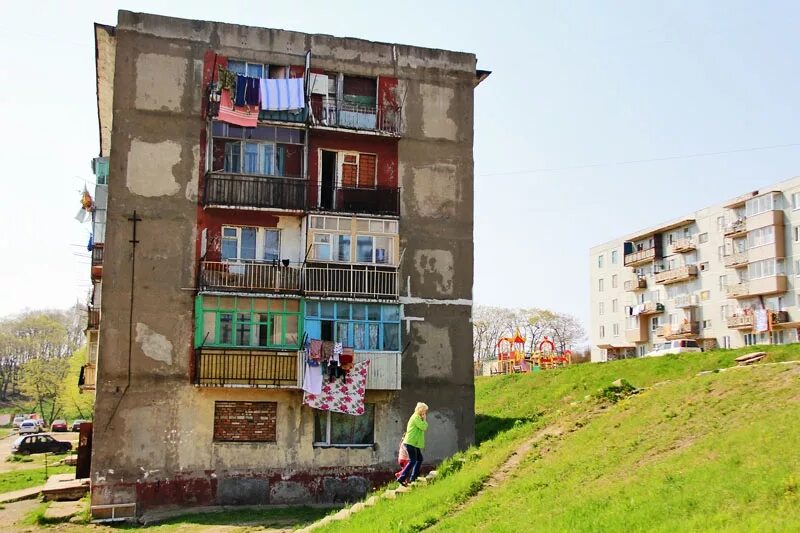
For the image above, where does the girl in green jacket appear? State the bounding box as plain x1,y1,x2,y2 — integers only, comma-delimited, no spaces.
397,402,429,485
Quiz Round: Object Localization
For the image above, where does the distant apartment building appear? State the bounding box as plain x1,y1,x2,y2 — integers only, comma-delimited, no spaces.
87,11,487,517
590,176,800,362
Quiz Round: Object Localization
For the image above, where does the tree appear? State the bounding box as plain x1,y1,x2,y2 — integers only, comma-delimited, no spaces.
19,357,70,423
59,347,95,420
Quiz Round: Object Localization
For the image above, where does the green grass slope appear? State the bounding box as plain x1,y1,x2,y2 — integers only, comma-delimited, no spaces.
317,346,800,532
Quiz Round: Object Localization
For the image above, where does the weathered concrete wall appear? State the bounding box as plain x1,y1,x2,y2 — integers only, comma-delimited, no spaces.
93,9,477,511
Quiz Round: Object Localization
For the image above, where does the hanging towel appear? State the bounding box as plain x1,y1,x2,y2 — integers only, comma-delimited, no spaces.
245,77,260,106
259,78,305,111
332,342,343,363
340,347,355,372
303,360,370,416
302,362,323,395
309,339,323,361
234,75,248,106
218,89,258,128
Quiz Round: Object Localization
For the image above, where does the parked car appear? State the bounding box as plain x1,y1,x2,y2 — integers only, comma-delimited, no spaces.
12,416,25,428
18,420,42,434
71,419,89,432
50,419,68,432
11,434,72,455
645,339,703,357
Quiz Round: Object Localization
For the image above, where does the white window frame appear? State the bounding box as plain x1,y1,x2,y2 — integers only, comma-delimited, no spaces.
611,274,618,289
611,250,618,264
308,215,398,266
612,299,618,313
612,323,620,337
599,302,605,316
312,405,375,448
221,226,281,262
793,192,800,210
598,254,604,268
598,279,604,292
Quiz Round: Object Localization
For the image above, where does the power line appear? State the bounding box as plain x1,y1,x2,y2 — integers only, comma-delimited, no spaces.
478,142,800,177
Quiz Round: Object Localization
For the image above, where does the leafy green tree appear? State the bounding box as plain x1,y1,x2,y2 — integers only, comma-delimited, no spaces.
19,357,70,423
59,347,95,420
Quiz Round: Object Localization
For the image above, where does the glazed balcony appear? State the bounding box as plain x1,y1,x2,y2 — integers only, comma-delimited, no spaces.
297,350,401,390
624,277,647,291
654,265,698,285
723,219,747,238
304,263,399,300
194,348,301,388
669,238,696,254
726,276,788,299
310,99,404,136
203,173,307,211
624,248,657,267
199,261,302,294
723,251,748,268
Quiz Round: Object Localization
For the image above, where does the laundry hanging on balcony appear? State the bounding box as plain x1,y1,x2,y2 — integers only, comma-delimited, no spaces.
217,88,258,127
259,78,305,111
303,360,370,416
755,309,769,332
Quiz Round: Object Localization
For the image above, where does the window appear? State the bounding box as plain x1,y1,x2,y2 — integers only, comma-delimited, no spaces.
626,316,639,330
611,250,618,264
747,258,783,280
612,299,618,313
313,404,375,447
309,215,397,265
227,60,266,78
221,226,281,262
210,122,305,177
650,317,660,331
745,193,780,217
699,262,709,272
599,302,605,316
698,233,709,244
718,275,727,290
721,335,731,349
747,226,775,248
795,226,800,243
598,279,604,292
305,301,400,351
770,330,786,345
716,216,726,233
795,259,800,277
599,325,605,338
720,304,729,319
744,333,757,346
638,345,646,357
598,254,604,268
611,274,618,289
700,290,711,301
792,192,800,210
702,320,712,329
196,296,302,349
612,323,620,337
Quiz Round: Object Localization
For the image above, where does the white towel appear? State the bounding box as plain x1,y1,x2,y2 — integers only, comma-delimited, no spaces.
302,363,323,395
260,78,305,111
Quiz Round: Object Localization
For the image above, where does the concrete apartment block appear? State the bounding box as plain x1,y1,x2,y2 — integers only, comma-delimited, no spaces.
590,176,800,362
87,10,488,516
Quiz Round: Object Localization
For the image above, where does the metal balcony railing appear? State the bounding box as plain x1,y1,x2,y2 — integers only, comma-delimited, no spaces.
194,348,300,388
296,350,401,390
310,99,403,135
91,244,104,266
333,187,401,217
203,173,307,211
304,264,399,299
199,261,302,294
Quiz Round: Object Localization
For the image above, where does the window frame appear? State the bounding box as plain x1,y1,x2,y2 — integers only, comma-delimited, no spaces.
221,225,281,263
313,404,375,448
305,301,401,352
308,215,398,266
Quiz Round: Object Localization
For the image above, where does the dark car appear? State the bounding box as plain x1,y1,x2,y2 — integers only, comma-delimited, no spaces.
71,419,89,432
11,434,72,455
51,419,68,432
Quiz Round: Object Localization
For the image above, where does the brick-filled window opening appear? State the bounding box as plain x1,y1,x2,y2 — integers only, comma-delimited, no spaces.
195,295,303,350
306,301,400,351
313,404,375,447
214,401,277,443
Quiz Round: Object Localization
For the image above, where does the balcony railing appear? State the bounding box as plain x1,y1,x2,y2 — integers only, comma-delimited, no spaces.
726,283,749,298
624,248,657,267
310,99,403,135
723,219,747,237
91,244,104,266
673,294,699,308
194,348,301,388
78,363,96,391
654,265,698,284
304,264,398,299
726,315,754,329
624,277,647,291
331,187,401,217
657,322,700,339
297,350,401,390
87,307,100,329
638,301,665,315
203,173,307,211
199,261,302,294
723,251,748,268
670,238,696,254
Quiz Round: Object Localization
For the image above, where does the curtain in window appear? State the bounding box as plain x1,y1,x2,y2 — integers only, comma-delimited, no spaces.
264,230,280,261
244,143,259,174
337,235,351,261
241,228,257,260
260,143,275,175
356,236,373,262
224,141,241,173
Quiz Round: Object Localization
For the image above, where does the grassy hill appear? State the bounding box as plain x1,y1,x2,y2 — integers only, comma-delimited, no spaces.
317,345,800,532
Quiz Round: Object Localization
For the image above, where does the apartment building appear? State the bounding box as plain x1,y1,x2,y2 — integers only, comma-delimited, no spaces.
590,176,800,362
87,11,487,517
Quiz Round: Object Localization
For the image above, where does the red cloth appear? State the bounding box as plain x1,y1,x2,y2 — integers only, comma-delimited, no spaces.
218,89,258,127
340,347,355,371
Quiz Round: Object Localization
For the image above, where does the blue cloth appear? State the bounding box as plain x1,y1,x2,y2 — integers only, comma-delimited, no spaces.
234,75,248,106
245,77,260,106
397,444,423,482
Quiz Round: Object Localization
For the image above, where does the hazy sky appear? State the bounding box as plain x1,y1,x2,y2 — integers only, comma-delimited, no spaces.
2,1,800,333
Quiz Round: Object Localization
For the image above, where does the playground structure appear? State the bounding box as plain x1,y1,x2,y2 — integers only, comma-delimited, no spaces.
492,331,572,375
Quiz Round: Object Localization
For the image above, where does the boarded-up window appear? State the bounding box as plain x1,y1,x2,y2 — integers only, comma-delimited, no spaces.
213,401,277,442
341,154,358,187
357,154,377,188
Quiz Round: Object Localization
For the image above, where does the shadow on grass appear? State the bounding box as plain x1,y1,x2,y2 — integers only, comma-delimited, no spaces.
475,414,538,444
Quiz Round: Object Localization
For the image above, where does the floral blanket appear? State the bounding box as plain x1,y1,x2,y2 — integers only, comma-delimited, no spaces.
303,360,370,415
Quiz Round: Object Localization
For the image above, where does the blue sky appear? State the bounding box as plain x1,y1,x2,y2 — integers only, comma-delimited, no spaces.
2,1,799,333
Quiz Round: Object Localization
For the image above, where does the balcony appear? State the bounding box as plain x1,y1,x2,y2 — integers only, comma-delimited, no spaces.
625,327,648,343
624,277,647,291
199,261,302,294
91,244,104,281
87,307,100,329
727,276,788,298
310,99,403,136
654,265,698,285
194,348,301,388
656,322,700,339
772,310,790,325
332,187,401,217
669,238,696,254
723,219,747,238
78,363,96,392
304,264,398,300
624,248,657,267
203,173,307,211
638,301,665,316
297,350,401,390
723,251,748,268
726,315,754,329
673,294,699,308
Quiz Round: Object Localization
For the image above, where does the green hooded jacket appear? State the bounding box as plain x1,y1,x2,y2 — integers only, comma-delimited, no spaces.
403,413,429,449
